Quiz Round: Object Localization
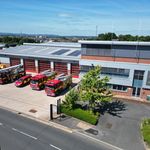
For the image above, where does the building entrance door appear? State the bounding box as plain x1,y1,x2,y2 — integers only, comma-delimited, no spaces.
132,70,144,97
132,87,141,97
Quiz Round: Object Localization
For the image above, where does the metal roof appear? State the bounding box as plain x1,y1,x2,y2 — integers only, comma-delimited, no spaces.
0,42,81,61
78,40,150,46
23,42,81,48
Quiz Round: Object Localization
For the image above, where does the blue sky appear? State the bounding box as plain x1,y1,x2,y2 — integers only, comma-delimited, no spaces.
0,0,150,36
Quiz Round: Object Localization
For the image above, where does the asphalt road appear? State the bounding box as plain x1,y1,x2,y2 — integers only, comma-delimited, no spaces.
98,101,150,150
0,108,113,150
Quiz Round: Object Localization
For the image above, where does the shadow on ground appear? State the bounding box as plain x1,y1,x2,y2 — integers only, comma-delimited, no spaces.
95,100,127,118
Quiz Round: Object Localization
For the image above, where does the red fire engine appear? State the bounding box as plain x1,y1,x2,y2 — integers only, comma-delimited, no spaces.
15,74,32,87
0,64,25,84
45,75,72,96
30,70,56,90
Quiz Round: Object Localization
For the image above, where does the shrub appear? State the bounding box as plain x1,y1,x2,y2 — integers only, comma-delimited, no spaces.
141,119,150,146
62,89,79,110
61,107,99,125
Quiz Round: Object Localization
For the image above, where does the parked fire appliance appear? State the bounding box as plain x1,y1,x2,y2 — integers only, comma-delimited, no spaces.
30,70,56,90
15,74,32,87
45,75,72,96
0,64,25,84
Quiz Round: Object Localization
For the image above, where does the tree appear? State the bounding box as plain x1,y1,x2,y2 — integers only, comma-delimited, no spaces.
97,32,118,41
89,32,150,42
79,66,112,110
118,34,137,41
62,89,79,110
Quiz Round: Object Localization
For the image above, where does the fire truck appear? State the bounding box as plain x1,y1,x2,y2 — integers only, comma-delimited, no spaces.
45,75,72,96
15,74,32,87
30,70,56,90
0,64,25,84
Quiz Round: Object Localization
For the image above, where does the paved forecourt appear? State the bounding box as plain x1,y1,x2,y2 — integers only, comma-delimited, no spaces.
0,82,67,121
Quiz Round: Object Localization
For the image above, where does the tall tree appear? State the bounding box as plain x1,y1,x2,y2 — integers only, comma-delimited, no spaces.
97,32,118,41
62,89,79,110
79,66,112,109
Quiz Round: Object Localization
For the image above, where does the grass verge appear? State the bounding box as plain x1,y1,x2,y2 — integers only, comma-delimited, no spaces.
61,107,99,125
141,119,150,147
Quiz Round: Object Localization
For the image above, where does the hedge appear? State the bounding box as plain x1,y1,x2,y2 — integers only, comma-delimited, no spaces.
61,107,99,125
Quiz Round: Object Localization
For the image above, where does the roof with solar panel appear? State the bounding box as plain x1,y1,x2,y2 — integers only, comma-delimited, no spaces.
0,42,81,61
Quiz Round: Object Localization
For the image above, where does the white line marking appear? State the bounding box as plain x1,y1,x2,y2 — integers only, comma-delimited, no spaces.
50,144,62,150
76,132,123,150
12,128,37,140
0,123,3,126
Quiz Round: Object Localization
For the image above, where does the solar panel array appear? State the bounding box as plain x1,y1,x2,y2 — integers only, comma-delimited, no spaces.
52,49,70,55
67,50,81,56
0,43,81,61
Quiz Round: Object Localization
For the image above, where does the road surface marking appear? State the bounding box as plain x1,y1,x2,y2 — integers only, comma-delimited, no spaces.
50,144,62,150
76,132,123,150
0,123,3,126
12,128,37,140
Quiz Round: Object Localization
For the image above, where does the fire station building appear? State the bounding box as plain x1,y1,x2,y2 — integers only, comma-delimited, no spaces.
1,40,150,100
0,42,80,78
79,40,150,100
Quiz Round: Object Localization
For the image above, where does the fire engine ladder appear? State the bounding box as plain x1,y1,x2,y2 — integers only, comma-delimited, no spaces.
0,64,23,73
55,73,65,80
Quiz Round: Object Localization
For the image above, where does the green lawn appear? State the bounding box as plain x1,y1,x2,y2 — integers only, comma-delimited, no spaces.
141,119,150,146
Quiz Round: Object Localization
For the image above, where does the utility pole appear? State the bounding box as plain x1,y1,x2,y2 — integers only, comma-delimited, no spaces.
136,19,141,63
96,25,98,37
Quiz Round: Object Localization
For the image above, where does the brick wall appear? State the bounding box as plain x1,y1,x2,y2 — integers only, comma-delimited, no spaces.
138,59,150,64
81,56,150,64
112,88,133,97
81,56,114,61
114,57,137,63
140,89,150,100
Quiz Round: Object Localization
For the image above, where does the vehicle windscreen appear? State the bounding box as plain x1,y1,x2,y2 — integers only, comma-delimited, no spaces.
17,78,23,82
45,85,55,90
30,80,39,84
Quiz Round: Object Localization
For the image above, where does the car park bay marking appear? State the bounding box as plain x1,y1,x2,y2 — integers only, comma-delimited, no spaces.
50,144,62,150
12,128,37,140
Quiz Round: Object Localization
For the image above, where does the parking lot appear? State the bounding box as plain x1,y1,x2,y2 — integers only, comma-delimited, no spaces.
0,78,79,121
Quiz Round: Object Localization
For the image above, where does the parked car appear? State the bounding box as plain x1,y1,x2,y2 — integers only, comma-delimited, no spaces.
15,74,32,87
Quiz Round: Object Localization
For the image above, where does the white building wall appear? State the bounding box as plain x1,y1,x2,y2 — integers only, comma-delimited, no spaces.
80,59,150,89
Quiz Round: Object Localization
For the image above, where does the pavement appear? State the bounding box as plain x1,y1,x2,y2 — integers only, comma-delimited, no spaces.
95,100,150,150
53,100,150,150
0,108,114,150
0,78,79,121
0,82,150,150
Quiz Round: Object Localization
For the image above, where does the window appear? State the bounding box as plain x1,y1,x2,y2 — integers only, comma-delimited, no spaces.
101,67,130,77
80,66,130,77
112,84,127,91
134,70,144,80
80,65,94,72
82,44,111,49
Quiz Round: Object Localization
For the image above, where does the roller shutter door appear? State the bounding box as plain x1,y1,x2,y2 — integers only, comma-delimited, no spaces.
54,62,67,74
38,60,50,73
24,59,36,72
71,63,80,77
10,58,21,66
